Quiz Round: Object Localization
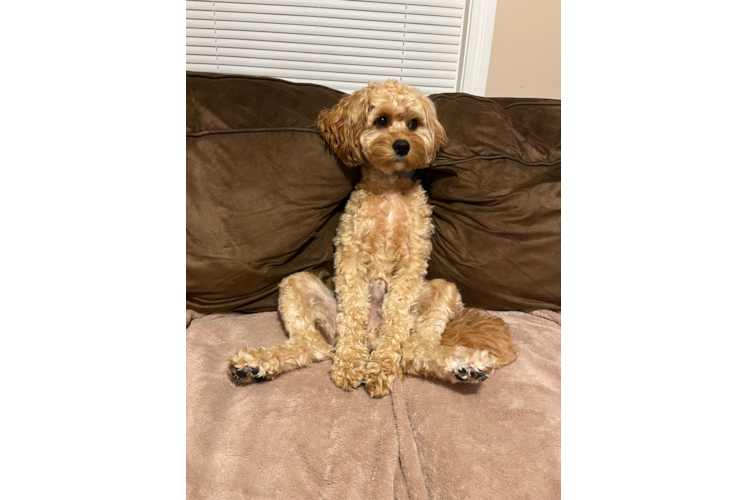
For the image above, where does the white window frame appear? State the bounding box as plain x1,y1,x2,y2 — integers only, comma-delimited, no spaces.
456,0,497,96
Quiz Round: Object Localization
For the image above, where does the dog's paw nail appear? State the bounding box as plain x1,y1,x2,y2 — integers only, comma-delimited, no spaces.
235,368,248,378
249,366,260,375
477,374,489,382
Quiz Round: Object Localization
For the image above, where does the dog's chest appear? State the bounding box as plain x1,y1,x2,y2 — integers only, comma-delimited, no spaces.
355,192,413,269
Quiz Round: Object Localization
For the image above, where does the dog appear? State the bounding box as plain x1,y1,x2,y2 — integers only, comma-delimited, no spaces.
228,80,518,398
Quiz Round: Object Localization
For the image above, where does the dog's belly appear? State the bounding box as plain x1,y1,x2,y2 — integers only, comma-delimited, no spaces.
356,193,412,348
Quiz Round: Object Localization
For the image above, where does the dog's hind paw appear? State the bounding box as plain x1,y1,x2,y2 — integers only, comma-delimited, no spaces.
450,356,494,383
228,349,278,384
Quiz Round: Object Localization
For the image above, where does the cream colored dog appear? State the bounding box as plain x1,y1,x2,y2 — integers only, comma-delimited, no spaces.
228,80,517,398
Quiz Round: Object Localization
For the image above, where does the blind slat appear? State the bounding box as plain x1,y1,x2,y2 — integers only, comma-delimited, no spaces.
216,64,455,87
187,2,462,27
189,0,464,10
187,54,218,66
187,62,219,73
284,77,454,94
187,37,458,63
338,0,463,8
186,18,461,43
188,11,462,35
212,55,455,79
187,28,461,54
187,46,456,71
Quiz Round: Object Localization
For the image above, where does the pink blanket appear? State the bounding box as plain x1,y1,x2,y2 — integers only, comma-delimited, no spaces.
187,309,560,499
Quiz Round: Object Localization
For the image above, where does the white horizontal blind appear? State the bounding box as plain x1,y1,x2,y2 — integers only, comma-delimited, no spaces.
186,0,467,94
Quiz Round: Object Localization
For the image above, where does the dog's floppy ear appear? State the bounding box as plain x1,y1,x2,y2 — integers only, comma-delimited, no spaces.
421,94,448,165
317,86,371,167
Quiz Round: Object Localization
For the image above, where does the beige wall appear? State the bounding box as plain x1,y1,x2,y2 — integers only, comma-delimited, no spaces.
484,0,561,99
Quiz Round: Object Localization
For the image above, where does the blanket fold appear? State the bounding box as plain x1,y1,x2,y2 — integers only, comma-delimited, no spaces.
391,379,429,500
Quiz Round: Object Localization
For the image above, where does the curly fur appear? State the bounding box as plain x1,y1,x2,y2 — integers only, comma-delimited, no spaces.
228,80,517,397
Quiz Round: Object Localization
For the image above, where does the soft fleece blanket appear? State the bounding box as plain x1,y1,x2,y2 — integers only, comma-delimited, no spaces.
186,310,560,499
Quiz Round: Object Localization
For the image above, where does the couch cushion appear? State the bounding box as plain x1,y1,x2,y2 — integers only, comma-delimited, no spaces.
187,73,357,314
424,95,561,311
187,73,345,133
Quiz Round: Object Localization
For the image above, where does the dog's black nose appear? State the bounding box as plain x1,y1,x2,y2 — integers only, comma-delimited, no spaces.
392,140,410,156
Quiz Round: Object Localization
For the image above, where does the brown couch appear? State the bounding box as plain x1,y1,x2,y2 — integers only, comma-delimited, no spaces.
186,73,561,499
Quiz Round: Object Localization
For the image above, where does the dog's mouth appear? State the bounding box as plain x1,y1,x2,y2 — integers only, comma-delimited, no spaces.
393,157,418,178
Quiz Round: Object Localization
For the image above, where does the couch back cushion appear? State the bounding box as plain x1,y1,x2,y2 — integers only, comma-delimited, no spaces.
424,95,561,312
187,73,560,313
187,74,356,313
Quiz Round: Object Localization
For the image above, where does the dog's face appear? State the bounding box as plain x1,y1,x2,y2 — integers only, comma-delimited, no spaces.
317,80,447,174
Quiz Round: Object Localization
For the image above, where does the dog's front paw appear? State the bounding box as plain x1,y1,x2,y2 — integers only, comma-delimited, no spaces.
364,359,398,398
228,349,278,384
329,354,366,391
450,353,496,383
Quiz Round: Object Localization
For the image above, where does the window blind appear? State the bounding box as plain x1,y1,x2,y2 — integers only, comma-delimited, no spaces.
186,0,467,94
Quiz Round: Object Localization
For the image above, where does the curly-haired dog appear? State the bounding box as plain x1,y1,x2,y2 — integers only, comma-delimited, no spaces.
228,80,518,398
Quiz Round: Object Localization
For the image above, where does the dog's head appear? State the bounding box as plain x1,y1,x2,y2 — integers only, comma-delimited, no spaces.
317,80,447,174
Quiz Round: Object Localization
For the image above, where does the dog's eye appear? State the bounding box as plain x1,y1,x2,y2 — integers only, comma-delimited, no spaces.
376,116,388,127
408,119,418,130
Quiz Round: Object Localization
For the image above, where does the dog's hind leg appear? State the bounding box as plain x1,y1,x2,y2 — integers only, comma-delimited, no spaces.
228,271,336,384
401,280,517,384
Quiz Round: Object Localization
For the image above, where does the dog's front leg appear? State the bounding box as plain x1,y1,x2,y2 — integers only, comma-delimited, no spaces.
364,276,423,398
329,269,371,391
